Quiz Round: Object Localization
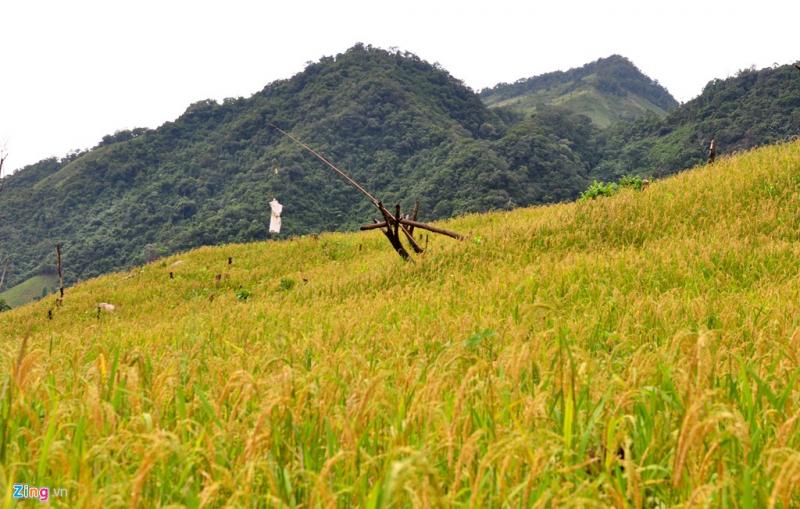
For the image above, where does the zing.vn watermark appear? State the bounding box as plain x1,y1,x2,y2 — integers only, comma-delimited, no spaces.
12,484,68,502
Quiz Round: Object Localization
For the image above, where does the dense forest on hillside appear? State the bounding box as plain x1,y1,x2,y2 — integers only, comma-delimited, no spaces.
0,46,798,297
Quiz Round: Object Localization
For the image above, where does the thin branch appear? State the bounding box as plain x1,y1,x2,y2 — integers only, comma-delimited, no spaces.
269,123,380,206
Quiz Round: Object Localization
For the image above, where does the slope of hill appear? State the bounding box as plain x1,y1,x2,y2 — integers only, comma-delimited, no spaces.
0,45,595,293
2,141,799,506
480,55,678,127
594,62,800,179
0,273,58,308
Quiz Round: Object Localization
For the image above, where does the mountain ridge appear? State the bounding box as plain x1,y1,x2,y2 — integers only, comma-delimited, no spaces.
480,54,679,127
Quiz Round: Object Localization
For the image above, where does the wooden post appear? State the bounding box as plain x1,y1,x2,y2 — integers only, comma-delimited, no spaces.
56,244,64,300
707,138,716,164
394,204,401,238
376,207,410,260
380,228,409,259
408,200,420,235
360,222,387,231
384,203,423,254
0,257,9,291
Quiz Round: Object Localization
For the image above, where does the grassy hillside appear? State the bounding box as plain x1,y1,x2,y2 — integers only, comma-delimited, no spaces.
0,274,59,308
485,78,668,129
481,55,678,127
2,141,800,507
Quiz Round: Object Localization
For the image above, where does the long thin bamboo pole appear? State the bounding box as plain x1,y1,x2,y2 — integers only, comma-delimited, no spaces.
269,123,380,206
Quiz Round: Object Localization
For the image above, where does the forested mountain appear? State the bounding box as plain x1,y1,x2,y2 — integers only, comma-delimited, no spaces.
1,46,797,301
0,44,593,289
593,63,800,179
480,55,679,127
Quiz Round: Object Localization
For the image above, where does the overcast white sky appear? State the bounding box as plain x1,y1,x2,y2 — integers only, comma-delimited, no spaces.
1,0,798,174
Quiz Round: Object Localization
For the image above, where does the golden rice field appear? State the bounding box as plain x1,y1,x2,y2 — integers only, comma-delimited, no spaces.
2,141,800,508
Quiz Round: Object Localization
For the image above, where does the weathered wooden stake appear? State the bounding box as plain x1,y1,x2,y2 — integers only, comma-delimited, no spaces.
0,257,9,291
394,204,401,238
707,138,716,164
377,205,410,259
408,200,420,235
56,244,64,302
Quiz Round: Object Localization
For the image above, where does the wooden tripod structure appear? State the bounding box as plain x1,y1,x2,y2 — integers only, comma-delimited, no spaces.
269,123,463,259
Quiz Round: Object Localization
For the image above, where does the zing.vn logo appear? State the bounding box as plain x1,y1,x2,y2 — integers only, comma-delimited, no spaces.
12,484,67,502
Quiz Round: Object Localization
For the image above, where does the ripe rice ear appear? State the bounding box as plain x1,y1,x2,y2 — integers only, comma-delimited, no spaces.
768,450,800,509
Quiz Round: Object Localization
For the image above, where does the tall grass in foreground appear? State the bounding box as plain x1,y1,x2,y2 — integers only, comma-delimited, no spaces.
1,141,800,507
